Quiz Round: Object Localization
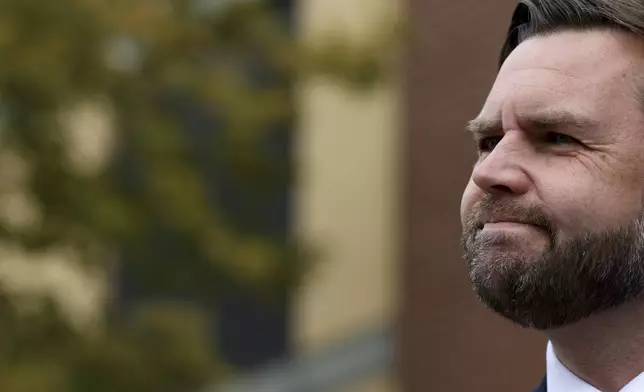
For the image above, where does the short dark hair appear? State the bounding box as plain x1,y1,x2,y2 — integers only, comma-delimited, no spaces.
500,0,644,67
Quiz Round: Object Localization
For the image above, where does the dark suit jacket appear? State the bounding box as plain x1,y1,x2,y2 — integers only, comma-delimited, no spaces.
532,376,547,392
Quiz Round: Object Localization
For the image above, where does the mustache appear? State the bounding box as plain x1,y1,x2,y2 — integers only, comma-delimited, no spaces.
466,197,556,236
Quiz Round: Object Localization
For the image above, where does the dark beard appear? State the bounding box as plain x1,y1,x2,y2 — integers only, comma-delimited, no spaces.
461,197,644,330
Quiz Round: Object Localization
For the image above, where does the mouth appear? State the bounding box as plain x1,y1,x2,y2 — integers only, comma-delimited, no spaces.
477,219,542,231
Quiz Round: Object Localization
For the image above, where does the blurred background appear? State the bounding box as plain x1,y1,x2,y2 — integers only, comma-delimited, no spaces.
0,0,548,391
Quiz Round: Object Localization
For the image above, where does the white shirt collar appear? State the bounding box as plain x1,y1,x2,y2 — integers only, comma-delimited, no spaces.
547,341,644,392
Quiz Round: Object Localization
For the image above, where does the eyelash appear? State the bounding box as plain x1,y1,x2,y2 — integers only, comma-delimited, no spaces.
477,136,502,152
477,132,581,152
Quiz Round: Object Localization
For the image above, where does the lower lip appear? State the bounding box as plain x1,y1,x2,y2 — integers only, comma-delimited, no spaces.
481,222,541,232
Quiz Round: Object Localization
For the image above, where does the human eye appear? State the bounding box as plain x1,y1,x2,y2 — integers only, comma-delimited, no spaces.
545,132,580,145
477,136,503,153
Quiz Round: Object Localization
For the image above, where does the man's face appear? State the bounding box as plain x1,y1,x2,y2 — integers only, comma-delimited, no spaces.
460,29,644,330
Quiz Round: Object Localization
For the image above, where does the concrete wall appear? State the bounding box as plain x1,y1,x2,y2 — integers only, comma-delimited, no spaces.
294,0,401,390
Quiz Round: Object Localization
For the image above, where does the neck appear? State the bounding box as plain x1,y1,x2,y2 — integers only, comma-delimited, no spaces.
547,300,644,392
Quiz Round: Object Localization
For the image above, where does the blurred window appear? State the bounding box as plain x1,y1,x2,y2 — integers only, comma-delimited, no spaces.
115,0,294,371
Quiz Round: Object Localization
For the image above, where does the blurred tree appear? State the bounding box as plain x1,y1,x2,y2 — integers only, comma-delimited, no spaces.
0,0,397,390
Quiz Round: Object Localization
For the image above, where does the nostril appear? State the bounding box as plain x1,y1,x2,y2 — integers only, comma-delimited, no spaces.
491,184,512,193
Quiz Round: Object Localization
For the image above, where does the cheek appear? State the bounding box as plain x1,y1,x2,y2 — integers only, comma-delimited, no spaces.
537,171,644,233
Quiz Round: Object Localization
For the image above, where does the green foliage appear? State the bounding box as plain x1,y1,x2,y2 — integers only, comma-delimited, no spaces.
0,0,393,390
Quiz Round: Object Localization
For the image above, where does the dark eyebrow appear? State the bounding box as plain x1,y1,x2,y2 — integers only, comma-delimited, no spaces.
465,117,501,138
466,110,600,138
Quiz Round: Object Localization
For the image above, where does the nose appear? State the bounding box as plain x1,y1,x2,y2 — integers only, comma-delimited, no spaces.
471,132,531,196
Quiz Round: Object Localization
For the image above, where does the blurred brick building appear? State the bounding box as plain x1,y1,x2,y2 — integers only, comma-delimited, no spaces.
400,0,546,391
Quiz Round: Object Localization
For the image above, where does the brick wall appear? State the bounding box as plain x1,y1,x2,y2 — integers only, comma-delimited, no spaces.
400,1,547,391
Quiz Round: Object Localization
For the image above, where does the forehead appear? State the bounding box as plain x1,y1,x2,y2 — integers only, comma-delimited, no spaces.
480,29,644,122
